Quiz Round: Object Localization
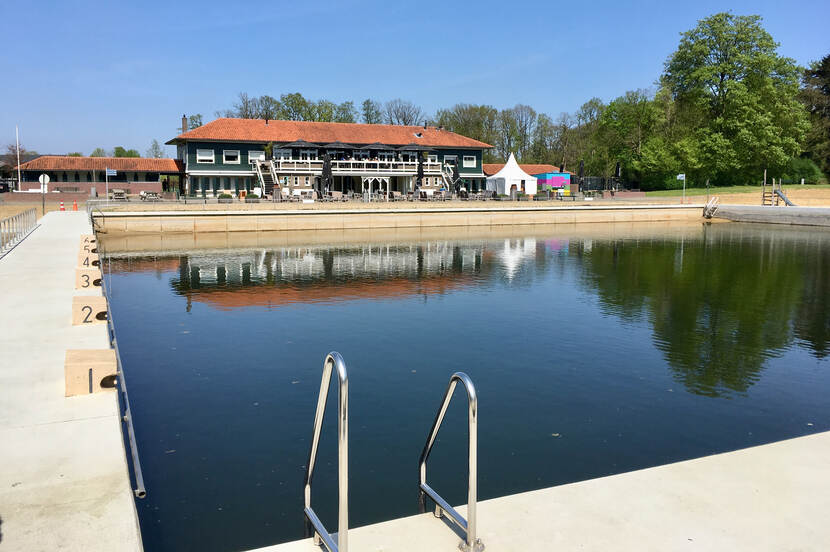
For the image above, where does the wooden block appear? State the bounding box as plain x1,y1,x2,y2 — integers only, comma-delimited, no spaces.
72,295,108,325
78,252,100,268
79,241,98,254
65,349,117,397
75,268,103,289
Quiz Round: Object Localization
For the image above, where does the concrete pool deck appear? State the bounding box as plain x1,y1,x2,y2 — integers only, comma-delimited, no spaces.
256,431,830,552
0,211,141,551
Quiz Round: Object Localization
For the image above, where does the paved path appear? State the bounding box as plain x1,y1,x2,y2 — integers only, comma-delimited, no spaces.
257,431,830,552
0,212,141,551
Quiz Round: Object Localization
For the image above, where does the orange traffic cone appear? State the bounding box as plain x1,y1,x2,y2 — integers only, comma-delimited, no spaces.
60,201,65,211
72,199,78,211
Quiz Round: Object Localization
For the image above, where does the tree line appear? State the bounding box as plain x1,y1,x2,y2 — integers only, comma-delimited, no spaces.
196,13,828,190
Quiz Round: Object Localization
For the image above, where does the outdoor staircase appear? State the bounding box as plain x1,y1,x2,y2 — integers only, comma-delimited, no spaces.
441,163,457,191
255,161,276,197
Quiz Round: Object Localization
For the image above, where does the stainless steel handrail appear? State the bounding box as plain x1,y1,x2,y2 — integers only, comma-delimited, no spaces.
304,352,349,552
99,246,147,498
419,372,484,552
0,208,37,258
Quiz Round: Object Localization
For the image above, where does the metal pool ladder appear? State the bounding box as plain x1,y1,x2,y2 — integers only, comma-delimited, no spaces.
419,372,484,552
304,352,349,552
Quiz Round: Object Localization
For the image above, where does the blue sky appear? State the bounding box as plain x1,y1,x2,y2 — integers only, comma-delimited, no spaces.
2,0,828,156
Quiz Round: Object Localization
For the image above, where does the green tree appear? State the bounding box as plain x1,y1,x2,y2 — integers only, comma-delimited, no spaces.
663,13,808,184
278,93,311,121
800,54,830,178
334,101,357,123
361,99,383,124
90,147,109,157
66,152,83,157
146,140,165,158
113,146,140,158
188,114,203,129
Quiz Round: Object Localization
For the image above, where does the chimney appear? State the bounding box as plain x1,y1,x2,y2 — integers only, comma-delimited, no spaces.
265,119,269,125
182,114,188,133
424,122,427,129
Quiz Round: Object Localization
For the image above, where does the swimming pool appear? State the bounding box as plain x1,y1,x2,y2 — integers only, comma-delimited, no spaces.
101,222,830,551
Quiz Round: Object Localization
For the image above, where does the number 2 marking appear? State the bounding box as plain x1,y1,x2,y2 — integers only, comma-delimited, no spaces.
81,305,93,323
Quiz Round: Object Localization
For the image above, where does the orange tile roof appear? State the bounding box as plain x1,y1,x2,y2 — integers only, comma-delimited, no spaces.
17,156,183,173
482,163,570,176
169,118,492,149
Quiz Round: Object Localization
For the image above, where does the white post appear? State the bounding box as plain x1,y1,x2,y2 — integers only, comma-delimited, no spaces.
106,169,109,205
15,125,22,191
682,176,686,205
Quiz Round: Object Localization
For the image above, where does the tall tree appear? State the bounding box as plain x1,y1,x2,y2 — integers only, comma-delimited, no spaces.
800,54,830,177
662,12,808,183
66,152,82,157
361,99,383,124
384,99,424,125
146,140,165,158
90,147,109,157
334,101,358,123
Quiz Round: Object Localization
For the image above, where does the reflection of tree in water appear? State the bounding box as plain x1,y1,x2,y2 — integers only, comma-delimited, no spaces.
794,250,830,359
576,227,826,397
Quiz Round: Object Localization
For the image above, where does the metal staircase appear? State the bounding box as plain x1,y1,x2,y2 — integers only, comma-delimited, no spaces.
441,163,458,192
762,178,796,207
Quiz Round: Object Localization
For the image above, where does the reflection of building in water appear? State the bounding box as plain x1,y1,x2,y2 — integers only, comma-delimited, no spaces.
171,242,496,309
497,238,537,280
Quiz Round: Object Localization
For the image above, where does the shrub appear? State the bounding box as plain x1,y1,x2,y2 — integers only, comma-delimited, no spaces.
218,193,233,199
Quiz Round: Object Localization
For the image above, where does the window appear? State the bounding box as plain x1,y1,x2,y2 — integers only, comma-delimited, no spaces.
196,149,215,163
248,150,265,163
378,152,395,161
304,176,309,187
294,176,299,186
443,155,457,165
463,155,476,168
274,148,291,160
427,154,438,163
223,150,240,164
354,150,369,160
300,149,318,160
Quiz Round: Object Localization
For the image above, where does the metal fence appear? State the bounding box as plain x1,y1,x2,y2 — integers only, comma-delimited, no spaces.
0,208,37,257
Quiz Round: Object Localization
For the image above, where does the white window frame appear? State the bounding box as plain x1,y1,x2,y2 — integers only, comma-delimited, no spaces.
248,150,265,163
274,148,292,160
300,149,318,161
353,150,369,160
427,154,438,163
443,154,457,165
462,155,476,168
223,150,240,164
378,152,395,161
196,149,215,164
304,176,310,187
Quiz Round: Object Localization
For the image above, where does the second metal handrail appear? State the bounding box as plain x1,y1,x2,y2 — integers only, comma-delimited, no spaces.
303,352,349,552
418,372,483,552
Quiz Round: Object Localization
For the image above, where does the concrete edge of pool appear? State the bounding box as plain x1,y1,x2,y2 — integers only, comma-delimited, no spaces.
0,211,142,552
253,430,830,552
91,204,706,234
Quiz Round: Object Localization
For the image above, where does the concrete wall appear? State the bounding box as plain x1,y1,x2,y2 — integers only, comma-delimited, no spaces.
94,206,703,234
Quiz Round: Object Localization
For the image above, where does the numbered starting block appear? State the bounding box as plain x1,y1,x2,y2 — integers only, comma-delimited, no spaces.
75,267,103,289
78,251,100,268
80,234,97,245
64,349,117,397
72,295,109,325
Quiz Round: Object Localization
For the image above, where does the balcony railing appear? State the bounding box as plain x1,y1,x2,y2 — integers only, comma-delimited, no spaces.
270,159,443,175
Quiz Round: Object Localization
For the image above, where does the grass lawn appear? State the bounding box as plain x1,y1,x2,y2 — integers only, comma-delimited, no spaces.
645,184,830,197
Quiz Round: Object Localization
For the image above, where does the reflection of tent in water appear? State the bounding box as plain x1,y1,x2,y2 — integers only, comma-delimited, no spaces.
497,238,536,280
486,153,537,196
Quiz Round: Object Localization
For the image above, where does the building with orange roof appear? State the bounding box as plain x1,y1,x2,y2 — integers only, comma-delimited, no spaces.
16,156,184,194
166,116,492,198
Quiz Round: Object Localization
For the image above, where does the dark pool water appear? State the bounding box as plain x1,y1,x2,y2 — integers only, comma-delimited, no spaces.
101,223,830,552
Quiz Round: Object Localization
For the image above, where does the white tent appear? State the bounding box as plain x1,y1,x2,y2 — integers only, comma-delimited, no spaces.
485,153,537,196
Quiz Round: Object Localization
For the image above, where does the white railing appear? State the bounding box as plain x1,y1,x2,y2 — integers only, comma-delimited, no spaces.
0,208,37,258
271,159,443,175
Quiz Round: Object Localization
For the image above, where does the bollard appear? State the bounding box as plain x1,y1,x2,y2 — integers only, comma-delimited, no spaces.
60,201,65,211
73,199,78,211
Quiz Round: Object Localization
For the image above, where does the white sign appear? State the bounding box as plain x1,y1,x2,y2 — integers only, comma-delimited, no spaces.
38,173,50,185
106,168,117,176
676,173,686,180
